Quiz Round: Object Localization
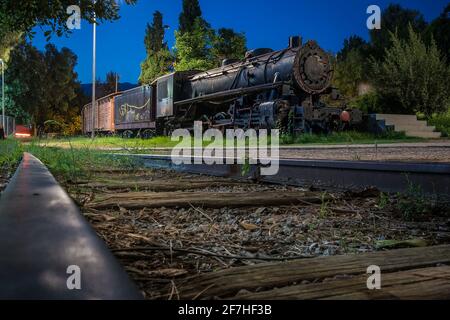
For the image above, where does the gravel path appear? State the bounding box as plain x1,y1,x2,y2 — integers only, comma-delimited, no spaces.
280,146,450,162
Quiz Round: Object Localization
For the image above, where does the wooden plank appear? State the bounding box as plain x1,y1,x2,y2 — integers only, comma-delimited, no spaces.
327,279,450,300
233,266,450,300
88,191,325,209
173,245,450,299
83,180,249,191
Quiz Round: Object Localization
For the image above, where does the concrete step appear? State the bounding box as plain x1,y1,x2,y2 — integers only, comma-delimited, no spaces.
375,114,441,138
403,131,442,139
389,124,436,132
386,120,428,126
385,119,427,126
376,114,418,121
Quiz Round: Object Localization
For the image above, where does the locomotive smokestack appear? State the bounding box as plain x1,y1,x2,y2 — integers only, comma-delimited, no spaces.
289,36,302,48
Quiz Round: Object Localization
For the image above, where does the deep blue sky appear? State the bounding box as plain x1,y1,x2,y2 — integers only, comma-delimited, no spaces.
32,0,449,84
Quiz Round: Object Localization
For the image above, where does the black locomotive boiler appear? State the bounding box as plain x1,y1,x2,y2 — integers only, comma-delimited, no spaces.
154,36,362,135
82,36,362,137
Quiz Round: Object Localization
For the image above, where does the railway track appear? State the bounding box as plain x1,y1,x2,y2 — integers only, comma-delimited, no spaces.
0,153,142,299
69,155,450,299
118,154,450,196
1,152,449,299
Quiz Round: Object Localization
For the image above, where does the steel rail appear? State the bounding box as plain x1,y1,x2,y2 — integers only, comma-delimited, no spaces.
120,154,450,196
0,153,143,299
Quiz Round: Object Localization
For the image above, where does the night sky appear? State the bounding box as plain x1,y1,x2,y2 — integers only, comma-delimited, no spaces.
31,0,449,84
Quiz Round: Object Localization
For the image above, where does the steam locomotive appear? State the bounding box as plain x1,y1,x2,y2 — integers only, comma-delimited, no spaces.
82,36,362,137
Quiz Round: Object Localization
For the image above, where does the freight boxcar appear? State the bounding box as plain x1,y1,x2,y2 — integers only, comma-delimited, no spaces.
114,85,155,138
82,92,121,135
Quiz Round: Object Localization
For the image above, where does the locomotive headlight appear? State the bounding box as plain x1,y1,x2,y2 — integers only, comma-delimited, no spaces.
340,110,351,122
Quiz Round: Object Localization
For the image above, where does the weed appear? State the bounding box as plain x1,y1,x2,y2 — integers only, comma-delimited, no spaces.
241,157,250,176
319,192,330,219
377,192,389,209
0,139,23,171
396,176,429,220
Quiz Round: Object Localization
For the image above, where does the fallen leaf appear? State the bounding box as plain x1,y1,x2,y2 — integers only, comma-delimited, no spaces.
255,207,266,215
126,233,153,243
240,221,259,231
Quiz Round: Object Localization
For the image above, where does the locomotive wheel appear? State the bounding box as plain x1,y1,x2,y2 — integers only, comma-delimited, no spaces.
122,130,134,139
141,129,156,139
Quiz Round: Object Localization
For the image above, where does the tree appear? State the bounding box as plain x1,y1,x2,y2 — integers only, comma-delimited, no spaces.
178,0,202,34
333,49,366,98
337,35,369,62
101,71,119,95
139,49,174,83
174,18,215,71
370,4,428,60
371,26,450,117
144,11,166,53
333,36,370,98
6,42,83,134
424,4,450,63
0,0,137,61
175,0,214,71
211,28,247,66
139,11,174,83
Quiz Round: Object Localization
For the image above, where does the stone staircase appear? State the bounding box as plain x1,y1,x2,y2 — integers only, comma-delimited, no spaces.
375,114,442,138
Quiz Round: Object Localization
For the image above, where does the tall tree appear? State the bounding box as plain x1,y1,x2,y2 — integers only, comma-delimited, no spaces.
211,28,247,66
139,11,174,84
175,0,214,71
178,0,202,34
144,11,166,53
371,26,449,117
102,71,119,95
333,49,366,98
333,36,370,98
6,42,82,134
337,35,369,62
424,4,450,63
174,17,214,71
370,4,428,60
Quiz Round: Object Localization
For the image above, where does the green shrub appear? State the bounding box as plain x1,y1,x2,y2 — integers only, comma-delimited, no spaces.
349,92,383,114
429,110,450,137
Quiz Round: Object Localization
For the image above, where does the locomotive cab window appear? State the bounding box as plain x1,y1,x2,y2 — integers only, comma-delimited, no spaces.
157,78,173,102
156,75,174,117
